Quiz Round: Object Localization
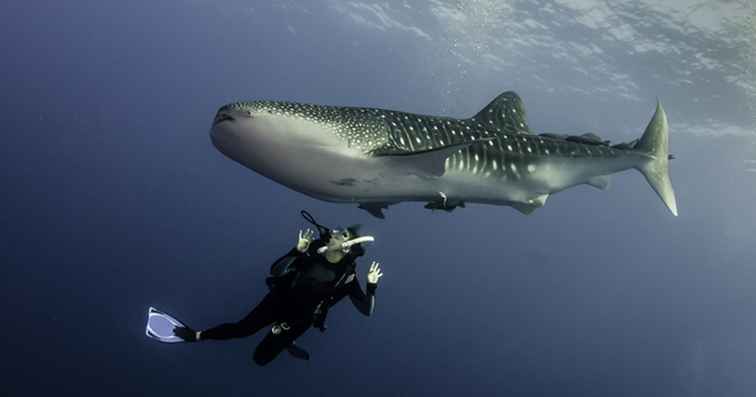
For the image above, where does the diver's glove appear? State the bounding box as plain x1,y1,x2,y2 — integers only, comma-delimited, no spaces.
366,261,383,290
296,228,315,253
173,326,200,342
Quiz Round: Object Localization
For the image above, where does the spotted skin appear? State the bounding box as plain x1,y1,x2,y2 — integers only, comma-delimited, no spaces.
446,133,621,181
219,101,391,152
211,91,674,216
219,92,530,154
220,93,621,179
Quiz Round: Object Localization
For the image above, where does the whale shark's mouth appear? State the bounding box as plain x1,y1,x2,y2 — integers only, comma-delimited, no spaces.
209,117,242,156
212,112,235,127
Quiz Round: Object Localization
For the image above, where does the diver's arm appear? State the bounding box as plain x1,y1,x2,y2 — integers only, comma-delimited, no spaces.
269,248,301,276
349,261,383,316
348,277,376,317
269,229,316,276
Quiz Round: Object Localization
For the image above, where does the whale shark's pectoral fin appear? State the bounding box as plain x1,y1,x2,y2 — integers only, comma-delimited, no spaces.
358,202,393,219
509,194,549,215
586,175,610,190
529,194,549,207
376,139,494,177
510,202,537,215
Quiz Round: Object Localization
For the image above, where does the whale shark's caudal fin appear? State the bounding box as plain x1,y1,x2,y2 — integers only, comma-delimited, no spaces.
634,101,678,216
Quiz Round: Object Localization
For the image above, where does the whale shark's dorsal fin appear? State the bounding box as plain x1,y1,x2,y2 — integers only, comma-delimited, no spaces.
472,91,530,134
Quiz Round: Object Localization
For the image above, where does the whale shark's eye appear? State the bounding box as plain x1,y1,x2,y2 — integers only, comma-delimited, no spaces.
213,113,235,126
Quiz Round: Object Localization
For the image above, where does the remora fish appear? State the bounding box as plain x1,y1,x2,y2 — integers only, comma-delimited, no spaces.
209,91,677,218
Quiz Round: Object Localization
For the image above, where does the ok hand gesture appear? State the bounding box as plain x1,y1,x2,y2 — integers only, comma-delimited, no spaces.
297,228,315,253
367,261,383,285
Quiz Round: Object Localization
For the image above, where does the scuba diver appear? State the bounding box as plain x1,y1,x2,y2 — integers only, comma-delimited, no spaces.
145,211,384,366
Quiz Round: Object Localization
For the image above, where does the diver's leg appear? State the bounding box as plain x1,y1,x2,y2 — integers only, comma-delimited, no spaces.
200,292,281,340
252,321,311,366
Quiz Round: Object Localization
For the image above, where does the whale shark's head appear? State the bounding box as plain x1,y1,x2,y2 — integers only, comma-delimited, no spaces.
209,100,388,198
210,101,348,162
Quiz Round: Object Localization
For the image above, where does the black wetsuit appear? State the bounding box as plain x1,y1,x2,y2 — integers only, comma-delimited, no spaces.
200,239,376,365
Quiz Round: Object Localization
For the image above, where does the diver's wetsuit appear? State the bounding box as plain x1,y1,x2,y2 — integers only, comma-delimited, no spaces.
200,239,376,365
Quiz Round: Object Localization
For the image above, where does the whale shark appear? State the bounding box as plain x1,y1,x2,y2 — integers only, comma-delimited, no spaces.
209,91,677,218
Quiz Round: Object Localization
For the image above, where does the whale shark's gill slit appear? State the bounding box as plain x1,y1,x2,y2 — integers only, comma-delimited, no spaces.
420,118,432,149
482,146,489,173
439,121,450,147
385,119,405,151
416,119,428,146
331,178,357,187
399,124,414,151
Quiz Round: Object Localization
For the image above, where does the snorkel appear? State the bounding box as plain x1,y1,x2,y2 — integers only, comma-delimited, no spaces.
300,210,375,262
316,235,375,255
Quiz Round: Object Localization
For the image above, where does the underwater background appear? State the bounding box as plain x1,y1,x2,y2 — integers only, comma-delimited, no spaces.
3,1,755,396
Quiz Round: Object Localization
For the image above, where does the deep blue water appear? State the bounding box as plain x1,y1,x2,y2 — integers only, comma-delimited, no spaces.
3,1,756,396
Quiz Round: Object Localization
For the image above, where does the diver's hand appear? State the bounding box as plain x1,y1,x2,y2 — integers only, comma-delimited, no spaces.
297,228,315,253
366,261,383,285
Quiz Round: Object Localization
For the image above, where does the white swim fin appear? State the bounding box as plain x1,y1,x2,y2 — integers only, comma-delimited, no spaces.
145,307,189,343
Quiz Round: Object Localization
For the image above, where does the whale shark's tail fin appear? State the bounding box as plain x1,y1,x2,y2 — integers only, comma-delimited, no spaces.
634,101,678,216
